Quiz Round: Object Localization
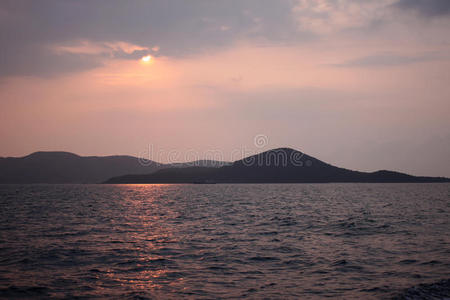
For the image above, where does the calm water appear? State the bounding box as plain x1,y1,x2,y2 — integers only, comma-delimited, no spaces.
0,183,449,299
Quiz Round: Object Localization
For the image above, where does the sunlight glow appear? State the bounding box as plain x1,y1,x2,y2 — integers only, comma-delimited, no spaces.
141,55,152,63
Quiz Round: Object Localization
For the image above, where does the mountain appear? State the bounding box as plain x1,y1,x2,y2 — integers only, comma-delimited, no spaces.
104,148,450,184
168,160,231,168
0,151,228,184
0,151,160,183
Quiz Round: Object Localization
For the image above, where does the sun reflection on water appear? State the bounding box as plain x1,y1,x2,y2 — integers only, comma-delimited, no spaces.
106,184,186,293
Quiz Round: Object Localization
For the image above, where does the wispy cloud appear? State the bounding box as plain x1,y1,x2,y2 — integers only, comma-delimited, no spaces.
293,0,396,34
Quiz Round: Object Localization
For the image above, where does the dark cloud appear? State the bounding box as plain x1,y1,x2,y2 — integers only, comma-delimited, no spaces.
111,49,150,61
394,0,450,17
0,0,301,77
333,52,438,68
0,42,103,77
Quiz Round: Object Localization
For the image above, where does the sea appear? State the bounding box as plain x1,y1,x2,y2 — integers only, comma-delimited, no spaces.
0,183,449,299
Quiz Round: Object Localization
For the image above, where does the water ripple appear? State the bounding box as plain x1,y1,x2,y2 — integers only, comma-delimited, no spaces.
0,183,449,299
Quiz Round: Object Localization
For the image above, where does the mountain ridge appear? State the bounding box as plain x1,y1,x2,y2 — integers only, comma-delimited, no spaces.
0,151,228,183
105,148,450,184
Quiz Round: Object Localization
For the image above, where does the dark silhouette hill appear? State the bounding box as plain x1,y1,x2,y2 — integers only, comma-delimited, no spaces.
168,160,231,168
104,148,450,183
0,151,161,183
0,151,228,183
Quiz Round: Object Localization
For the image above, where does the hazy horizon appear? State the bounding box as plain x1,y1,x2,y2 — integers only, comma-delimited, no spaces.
1,0,449,177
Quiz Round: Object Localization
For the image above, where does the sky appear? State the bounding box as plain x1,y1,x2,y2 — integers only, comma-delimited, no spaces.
0,0,449,176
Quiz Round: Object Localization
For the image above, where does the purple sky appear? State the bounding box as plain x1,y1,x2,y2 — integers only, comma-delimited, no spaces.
1,0,449,176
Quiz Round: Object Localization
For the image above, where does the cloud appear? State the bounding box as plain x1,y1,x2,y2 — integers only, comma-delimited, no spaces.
0,39,156,77
333,52,438,68
394,0,450,17
1,0,449,77
293,0,396,34
0,43,103,77
52,40,154,61
0,0,299,77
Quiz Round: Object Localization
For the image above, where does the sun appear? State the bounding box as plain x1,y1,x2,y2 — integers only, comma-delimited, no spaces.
141,55,152,63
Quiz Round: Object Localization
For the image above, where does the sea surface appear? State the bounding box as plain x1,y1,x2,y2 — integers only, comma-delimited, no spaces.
0,183,449,299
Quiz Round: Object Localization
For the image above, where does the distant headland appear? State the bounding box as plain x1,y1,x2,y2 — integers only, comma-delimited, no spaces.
105,148,449,184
